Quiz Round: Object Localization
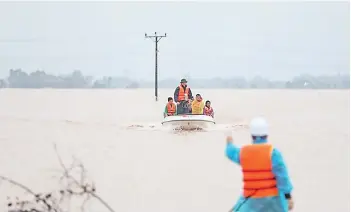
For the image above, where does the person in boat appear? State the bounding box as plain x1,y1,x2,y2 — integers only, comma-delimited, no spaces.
191,94,205,115
163,97,177,118
174,78,193,115
203,100,214,118
225,117,294,212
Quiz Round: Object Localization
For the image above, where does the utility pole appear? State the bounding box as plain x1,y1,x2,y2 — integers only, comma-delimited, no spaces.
145,32,167,101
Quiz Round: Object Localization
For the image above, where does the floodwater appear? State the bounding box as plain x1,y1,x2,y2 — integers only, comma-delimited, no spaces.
0,89,349,212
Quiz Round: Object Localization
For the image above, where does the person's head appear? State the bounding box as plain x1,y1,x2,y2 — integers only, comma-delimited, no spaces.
167,97,173,103
249,117,268,143
196,94,202,101
180,78,187,86
205,100,211,107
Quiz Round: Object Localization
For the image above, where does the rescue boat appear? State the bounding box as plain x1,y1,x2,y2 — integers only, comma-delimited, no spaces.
161,114,215,130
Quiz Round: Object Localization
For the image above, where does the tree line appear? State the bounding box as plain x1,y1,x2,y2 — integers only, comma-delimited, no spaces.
0,69,349,89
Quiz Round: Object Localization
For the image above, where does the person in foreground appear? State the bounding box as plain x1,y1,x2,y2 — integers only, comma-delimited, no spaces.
225,117,294,212
174,78,193,114
163,97,177,118
203,100,214,118
191,94,205,115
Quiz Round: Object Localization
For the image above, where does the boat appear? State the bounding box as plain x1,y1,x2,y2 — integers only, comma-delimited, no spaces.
161,114,215,130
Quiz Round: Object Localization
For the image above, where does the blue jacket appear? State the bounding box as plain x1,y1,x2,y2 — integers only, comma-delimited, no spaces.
225,139,293,212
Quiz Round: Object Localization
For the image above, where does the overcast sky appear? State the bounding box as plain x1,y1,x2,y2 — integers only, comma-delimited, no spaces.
0,1,349,80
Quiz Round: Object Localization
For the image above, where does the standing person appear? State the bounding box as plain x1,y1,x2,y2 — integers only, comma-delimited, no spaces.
225,117,294,212
203,100,214,118
163,97,177,118
174,78,193,114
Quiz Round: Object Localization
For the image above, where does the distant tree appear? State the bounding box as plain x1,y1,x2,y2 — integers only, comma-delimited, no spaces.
3,68,350,89
0,79,6,88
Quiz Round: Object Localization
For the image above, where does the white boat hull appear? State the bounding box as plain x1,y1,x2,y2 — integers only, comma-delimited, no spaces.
162,114,215,130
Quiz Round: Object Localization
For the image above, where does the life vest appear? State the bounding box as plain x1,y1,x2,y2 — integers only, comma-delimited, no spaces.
167,102,176,115
192,100,203,114
178,85,189,101
240,144,278,198
204,106,213,116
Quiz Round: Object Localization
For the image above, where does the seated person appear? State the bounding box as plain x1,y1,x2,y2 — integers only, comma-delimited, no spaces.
203,100,214,118
164,97,177,117
191,94,205,115
177,93,191,115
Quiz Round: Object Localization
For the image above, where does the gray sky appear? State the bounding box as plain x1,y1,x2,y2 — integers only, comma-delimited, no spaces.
0,1,349,80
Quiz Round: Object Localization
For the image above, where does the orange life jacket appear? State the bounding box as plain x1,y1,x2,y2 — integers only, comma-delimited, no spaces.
204,106,213,116
167,102,176,115
240,144,278,198
178,85,189,101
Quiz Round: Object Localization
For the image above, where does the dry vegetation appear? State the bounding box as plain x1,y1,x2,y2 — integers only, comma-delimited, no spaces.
0,144,115,212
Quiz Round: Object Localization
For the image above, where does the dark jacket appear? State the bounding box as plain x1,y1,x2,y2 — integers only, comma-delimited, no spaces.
174,85,193,102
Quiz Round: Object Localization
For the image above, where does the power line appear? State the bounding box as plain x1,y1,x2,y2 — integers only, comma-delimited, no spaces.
145,32,167,101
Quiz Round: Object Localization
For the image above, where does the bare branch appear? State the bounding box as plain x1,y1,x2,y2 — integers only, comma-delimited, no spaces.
0,176,36,195
53,143,116,212
0,143,116,212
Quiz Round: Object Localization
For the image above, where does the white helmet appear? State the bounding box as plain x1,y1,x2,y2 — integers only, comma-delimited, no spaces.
249,117,268,136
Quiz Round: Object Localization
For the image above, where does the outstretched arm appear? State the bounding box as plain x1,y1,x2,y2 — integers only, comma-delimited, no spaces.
225,143,240,165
